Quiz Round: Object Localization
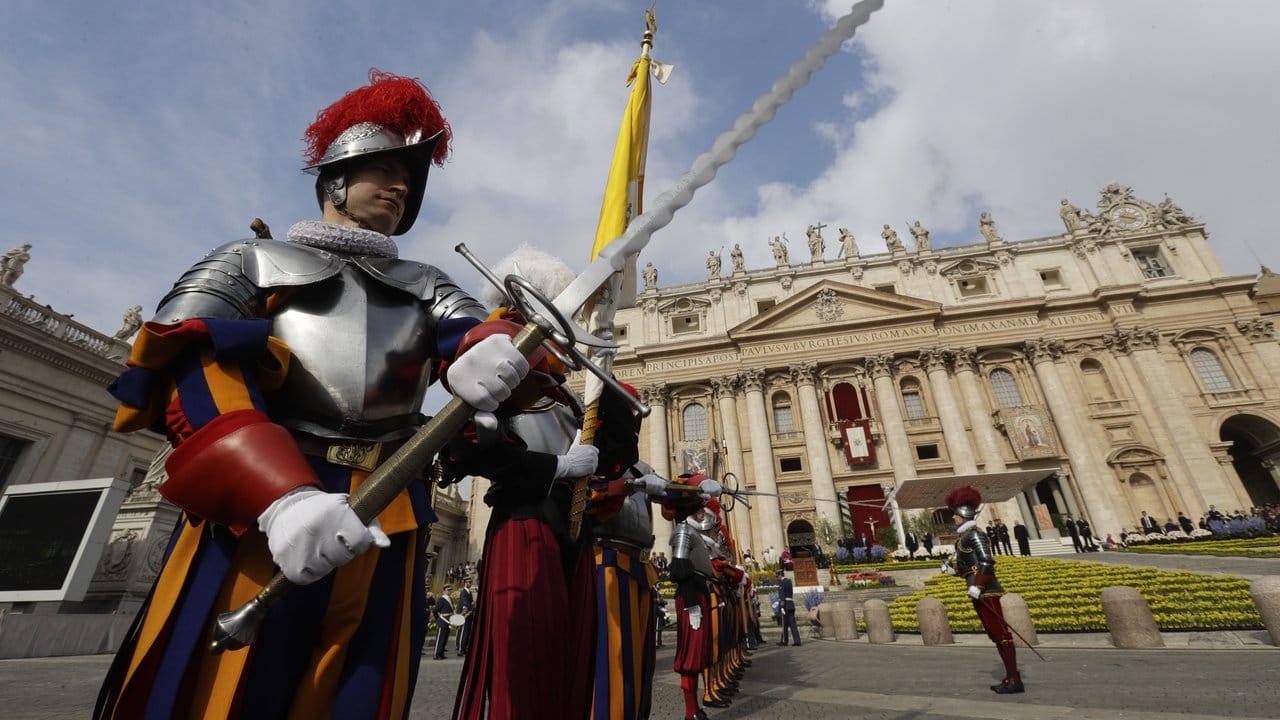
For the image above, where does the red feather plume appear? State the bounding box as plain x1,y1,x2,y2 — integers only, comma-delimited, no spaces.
304,69,452,167
945,484,983,510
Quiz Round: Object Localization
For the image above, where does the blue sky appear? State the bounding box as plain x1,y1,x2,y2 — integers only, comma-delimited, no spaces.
4,0,1278,351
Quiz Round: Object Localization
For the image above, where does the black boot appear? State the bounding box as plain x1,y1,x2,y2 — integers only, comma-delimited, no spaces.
991,675,1025,694
686,710,710,720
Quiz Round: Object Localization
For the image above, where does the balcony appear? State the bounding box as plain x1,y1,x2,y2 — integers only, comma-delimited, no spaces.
1205,388,1262,409
1,291,131,361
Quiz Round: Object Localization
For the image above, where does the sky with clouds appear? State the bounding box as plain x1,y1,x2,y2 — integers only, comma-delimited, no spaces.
5,0,1278,358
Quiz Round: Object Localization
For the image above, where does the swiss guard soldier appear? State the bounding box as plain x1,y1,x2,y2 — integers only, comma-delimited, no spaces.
943,485,1025,694
95,70,532,719
665,477,720,720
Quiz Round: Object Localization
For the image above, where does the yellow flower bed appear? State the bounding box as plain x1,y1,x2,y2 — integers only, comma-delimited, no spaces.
1121,537,1280,559
885,556,1262,633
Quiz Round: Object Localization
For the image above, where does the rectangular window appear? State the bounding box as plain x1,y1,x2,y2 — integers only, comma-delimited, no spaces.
902,391,925,420
915,444,940,460
672,314,701,335
614,325,628,342
772,405,794,433
1038,268,1064,290
957,277,990,298
874,284,896,294
779,457,803,473
0,435,29,489
756,299,777,314
1133,249,1172,278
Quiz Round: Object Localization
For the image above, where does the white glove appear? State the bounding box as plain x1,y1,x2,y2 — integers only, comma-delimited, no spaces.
257,487,391,585
447,334,530,411
698,479,722,499
940,559,955,576
967,585,982,600
687,605,703,630
554,432,599,479
637,473,669,496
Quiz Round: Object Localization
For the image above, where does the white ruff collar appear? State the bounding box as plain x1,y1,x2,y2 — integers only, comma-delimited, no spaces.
286,220,399,258
956,519,978,534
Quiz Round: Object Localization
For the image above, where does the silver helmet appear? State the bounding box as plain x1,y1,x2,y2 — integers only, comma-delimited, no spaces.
302,70,451,236
304,124,443,236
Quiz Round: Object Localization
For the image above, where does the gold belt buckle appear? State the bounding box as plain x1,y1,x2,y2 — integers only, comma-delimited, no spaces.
639,549,652,564
326,440,382,472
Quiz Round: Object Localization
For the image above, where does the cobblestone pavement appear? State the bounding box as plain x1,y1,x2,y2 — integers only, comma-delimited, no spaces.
4,636,1278,719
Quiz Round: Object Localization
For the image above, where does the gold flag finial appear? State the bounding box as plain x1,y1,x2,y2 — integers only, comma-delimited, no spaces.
642,3,657,56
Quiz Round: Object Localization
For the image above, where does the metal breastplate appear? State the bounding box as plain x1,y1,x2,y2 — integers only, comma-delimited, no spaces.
270,264,435,440
504,394,582,455
672,522,714,578
592,491,653,549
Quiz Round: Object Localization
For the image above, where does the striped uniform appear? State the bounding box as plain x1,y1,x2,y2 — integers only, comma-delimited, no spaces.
589,545,659,720
96,318,439,720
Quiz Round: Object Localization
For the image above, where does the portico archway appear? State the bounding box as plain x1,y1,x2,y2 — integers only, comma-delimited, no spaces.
1220,414,1280,507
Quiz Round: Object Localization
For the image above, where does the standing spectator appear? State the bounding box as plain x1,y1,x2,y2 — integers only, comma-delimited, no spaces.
986,523,1002,555
996,520,1014,556
763,546,776,566
1078,517,1097,551
905,530,920,558
433,585,456,660
456,578,474,656
1206,505,1225,523
1140,511,1161,534
775,569,802,647
780,548,793,571
922,531,934,557
1178,512,1195,534
1013,521,1031,556
1065,514,1084,552
1163,518,1179,533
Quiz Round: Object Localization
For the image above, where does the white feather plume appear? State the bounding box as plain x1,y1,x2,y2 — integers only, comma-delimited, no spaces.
480,243,576,308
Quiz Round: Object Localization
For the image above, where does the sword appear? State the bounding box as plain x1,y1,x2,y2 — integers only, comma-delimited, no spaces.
977,595,1047,662
209,275,575,653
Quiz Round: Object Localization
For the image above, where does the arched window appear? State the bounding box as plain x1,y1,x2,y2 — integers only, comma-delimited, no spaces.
989,368,1023,408
1079,358,1117,401
771,392,794,432
899,377,926,420
682,403,708,441
1189,348,1233,392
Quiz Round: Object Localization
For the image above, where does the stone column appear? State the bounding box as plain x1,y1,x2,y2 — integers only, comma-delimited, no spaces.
791,362,841,534
1236,318,1280,389
951,348,1007,474
712,374,755,556
919,348,977,474
742,369,785,554
1023,338,1124,537
1102,332,1197,512
641,385,673,556
1122,327,1239,509
866,354,913,548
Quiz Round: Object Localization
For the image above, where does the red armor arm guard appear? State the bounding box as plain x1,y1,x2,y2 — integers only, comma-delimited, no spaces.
161,409,322,536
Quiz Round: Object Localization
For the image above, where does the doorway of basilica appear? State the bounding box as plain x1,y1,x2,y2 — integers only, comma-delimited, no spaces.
1220,414,1280,507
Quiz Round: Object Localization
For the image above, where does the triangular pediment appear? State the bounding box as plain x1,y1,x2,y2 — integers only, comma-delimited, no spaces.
731,279,941,337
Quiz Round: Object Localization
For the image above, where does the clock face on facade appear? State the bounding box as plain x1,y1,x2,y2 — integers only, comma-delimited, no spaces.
1108,204,1147,230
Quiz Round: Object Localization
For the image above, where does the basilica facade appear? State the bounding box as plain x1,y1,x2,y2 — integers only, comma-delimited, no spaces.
601,183,1280,558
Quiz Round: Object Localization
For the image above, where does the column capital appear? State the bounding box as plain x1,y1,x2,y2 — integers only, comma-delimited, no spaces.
918,347,950,373
864,354,896,379
1101,331,1130,355
951,347,978,373
788,362,818,386
1023,338,1064,365
1127,326,1161,350
639,384,669,406
710,374,741,398
741,368,766,393
1235,317,1276,343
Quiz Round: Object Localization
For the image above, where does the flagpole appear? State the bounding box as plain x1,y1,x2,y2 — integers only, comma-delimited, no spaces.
569,10,658,542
